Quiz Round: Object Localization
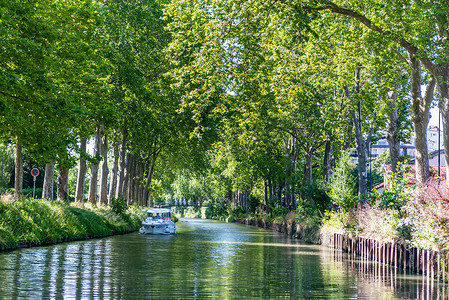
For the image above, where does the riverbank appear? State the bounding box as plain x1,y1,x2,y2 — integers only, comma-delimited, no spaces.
0,197,143,252
234,210,449,281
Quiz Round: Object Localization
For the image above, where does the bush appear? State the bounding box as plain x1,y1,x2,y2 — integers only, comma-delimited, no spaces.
229,206,247,220
328,151,358,213
205,203,227,219
22,188,43,199
300,180,331,215
0,197,143,251
110,195,128,215
368,162,413,211
270,203,287,217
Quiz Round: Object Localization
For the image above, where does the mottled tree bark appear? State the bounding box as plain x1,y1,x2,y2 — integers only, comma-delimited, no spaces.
116,129,128,198
125,154,134,204
144,144,161,207
386,89,401,174
344,66,374,196
108,142,119,204
14,142,23,198
121,151,130,201
410,55,435,183
57,166,69,202
75,138,87,202
42,163,54,199
322,137,334,182
88,125,102,204
99,132,109,205
436,67,449,184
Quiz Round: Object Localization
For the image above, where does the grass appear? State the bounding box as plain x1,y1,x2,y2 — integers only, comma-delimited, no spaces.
0,196,143,252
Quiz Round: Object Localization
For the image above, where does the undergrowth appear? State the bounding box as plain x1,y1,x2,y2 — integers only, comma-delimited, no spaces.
0,197,142,251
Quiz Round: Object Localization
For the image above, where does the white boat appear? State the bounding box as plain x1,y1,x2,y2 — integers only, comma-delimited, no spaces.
139,208,178,235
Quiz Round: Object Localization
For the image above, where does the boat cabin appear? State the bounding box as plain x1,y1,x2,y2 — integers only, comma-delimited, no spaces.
146,208,172,220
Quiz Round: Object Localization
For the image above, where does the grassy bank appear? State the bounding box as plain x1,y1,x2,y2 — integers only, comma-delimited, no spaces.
0,196,144,252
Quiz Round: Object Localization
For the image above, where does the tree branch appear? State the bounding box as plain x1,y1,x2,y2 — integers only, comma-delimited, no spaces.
305,1,438,77
0,91,36,104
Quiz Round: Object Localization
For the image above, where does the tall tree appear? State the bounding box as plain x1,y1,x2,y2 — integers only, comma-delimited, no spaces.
42,163,54,199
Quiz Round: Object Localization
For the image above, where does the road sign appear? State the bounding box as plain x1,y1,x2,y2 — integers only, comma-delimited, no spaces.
31,168,39,198
31,168,39,177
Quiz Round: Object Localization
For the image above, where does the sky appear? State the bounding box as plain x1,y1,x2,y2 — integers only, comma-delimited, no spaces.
429,106,441,128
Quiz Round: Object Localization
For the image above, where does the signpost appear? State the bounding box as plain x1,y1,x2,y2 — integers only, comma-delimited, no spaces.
31,168,39,198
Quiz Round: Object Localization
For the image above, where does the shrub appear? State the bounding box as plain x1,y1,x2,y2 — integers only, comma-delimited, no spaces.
369,162,413,211
300,180,331,215
328,151,357,213
110,195,127,215
0,197,143,251
205,202,228,219
270,203,287,217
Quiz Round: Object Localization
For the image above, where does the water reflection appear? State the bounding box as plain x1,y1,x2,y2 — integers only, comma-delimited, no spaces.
0,219,447,299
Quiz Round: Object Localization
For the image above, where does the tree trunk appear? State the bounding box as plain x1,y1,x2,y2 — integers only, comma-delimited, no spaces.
57,166,69,202
436,66,449,184
88,125,102,204
268,178,273,202
264,181,268,205
302,148,313,187
131,156,137,204
116,128,128,198
99,131,109,205
353,126,370,196
75,138,87,202
131,157,139,205
410,55,435,183
126,154,134,204
323,137,334,182
42,163,54,199
344,68,373,196
121,151,130,200
386,89,401,174
108,141,119,204
14,142,23,198
301,147,314,207
138,162,143,206
144,148,160,207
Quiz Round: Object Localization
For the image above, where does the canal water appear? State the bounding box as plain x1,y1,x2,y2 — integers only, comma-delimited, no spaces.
0,219,447,299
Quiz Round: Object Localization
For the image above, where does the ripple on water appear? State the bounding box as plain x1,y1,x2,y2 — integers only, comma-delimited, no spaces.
0,220,447,299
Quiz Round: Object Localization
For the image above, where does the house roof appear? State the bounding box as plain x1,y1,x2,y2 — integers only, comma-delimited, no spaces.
428,126,441,132
409,149,445,164
372,182,384,190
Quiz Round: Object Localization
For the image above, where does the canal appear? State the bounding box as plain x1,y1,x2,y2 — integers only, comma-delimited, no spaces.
0,219,447,299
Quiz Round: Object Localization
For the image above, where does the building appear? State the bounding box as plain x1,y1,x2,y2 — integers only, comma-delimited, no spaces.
351,126,444,165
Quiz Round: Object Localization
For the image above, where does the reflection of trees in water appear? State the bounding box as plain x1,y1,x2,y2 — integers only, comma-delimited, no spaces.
1,222,449,299
321,248,449,299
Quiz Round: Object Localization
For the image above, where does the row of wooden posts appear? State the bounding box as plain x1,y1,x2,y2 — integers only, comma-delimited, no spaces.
329,233,449,282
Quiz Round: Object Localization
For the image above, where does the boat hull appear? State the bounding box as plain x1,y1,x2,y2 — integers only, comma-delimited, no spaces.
139,223,178,235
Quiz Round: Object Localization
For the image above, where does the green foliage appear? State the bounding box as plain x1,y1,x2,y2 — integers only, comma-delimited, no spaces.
172,206,203,219
110,195,128,215
0,198,141,251
351,167,384,193
296,198,315,218
328,152,358,213
371,150,391,174
205,203,228,220
230,206,248,219
270,204,287,218
22,188,43,199
369,162,413,210
300,180,331,215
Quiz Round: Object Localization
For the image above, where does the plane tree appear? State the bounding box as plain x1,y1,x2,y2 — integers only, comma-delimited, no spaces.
0,0,109,197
